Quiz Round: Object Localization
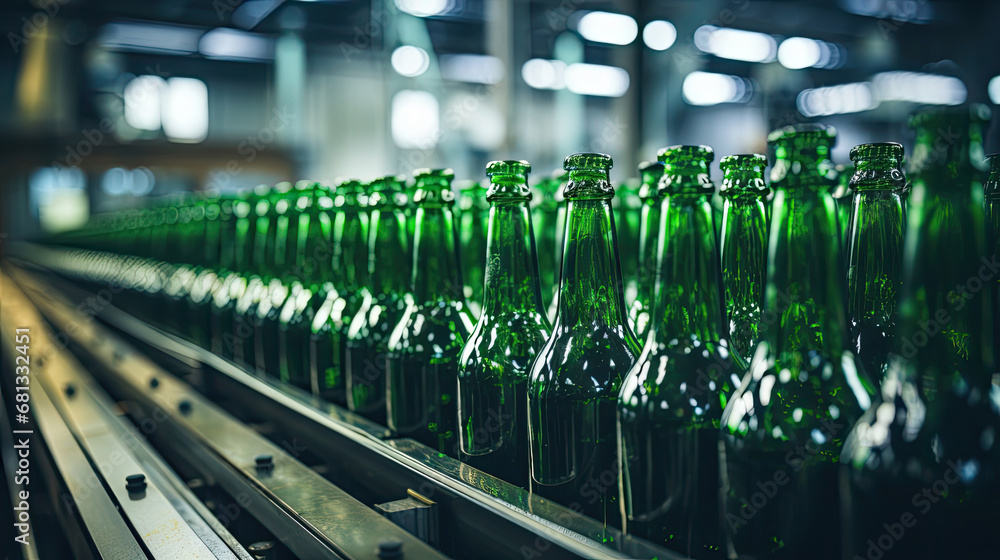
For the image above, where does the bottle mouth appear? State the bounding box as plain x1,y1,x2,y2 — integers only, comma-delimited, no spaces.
563,152,613,171
656,144,714,163
486,159,531,178
720,153,767,170
335,178,365,194
850,142,904,164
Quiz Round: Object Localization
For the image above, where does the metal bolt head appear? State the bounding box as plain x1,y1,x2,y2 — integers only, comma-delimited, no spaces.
65,384,76,397
125,473,147,493
150,377,160,389
178,400,192,414
378,540,403,559
255,455,274,473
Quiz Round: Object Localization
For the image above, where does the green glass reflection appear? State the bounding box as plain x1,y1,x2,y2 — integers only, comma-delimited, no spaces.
458,179,490,315
530,172,561,320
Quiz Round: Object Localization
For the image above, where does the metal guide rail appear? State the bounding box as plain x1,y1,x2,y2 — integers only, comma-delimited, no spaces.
8,246,684,560
7,264,451,560
0,268,251,560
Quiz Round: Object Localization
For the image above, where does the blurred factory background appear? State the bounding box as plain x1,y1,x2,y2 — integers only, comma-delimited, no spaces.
1,0,998,239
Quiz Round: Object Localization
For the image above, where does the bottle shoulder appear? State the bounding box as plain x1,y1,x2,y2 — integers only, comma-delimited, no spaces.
528,323,639,393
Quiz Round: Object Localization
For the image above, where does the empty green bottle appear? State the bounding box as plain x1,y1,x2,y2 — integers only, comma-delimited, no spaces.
719,154,769,366
721,125,874,560
346,176,411,424
457,161,551,487
845,143,907,385
842,105,998,559
326,179,369,401
987,153,1000,371
834,162,854,253
628,160,665,342
616,176,643,310
387,169,475,454
618,146,736,558
528,153,640,531
530,172,561,318
458,179,490,315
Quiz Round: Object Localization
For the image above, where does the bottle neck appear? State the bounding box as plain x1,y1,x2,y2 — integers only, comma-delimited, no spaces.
720,194,768,353
412,203,464,304
847,189,906,330
766,187,847,354
555,198,631,331
636,194,662,308
480,199,547,319
334,207,368,292
369,206,408,296
653,193,726,346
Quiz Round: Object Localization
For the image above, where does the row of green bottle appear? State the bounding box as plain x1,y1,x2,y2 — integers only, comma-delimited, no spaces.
47,104,998,560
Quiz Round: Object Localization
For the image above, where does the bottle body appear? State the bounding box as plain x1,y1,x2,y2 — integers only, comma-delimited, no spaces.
528,156,640,531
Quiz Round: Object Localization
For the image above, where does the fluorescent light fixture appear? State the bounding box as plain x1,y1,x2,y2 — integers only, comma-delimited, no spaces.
872,71,966,105
990,76,1000,105
778,37,846,70
161,78,209,143
797,82,877,117
778,37,821,69
695,25,777,63
440,54,504,84
391,45,430,77
576,11,638,46
97,21,203,54
395,0,451,17
124,75,166,131
643,20,677,51
199,28,274,61
391,90,439,149
564,63,630,97
521,58,566,90
682,71,752,106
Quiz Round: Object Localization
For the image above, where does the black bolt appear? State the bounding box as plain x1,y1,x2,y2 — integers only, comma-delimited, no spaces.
255,455,273,473
378,541,403,559
125,473,147,493
65,384,76,397
150,377,160,389
178,400,192,414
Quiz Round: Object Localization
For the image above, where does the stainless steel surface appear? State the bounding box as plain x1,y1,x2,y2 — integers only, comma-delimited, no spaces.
10,262,451,560
0,269,146,559
7,245,685,560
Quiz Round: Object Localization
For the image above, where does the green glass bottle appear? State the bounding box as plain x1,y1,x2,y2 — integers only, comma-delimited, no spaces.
278,282,314,390
345,176,411,424
618,146,736,558
255,279,289,376
616,176,643,310
842,106,998,559
458,179,490,315
845,143,907,385
387,168,475,454
719,154,769,366
627,160,665,342
323,179,369,401
211,272,244,359
530,172,561,317
834,162,855,253
232,276,267,369
233,185,269,276
721,125,874,560
528,153,641,531
545,170,570,322
457,161,551,487
254,181,293,278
